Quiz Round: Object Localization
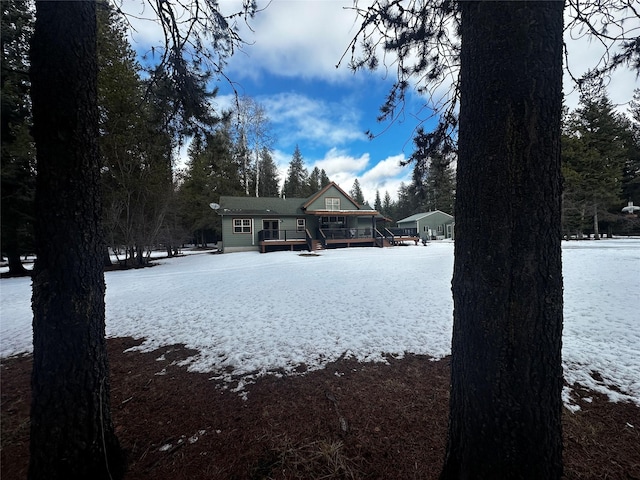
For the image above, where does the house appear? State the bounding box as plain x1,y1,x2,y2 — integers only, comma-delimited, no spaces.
396,211,454,241
217,182,390,253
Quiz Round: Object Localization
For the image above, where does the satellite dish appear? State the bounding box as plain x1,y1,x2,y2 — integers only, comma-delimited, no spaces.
622,201,640,214
209,203,220,210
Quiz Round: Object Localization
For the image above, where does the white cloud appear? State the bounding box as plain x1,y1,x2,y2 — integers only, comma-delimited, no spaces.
359,154,411,205
260,92,365,147
216,91,367,150
228,0,365,83
305,149,410,205
361,154,406,184
311,147,369,176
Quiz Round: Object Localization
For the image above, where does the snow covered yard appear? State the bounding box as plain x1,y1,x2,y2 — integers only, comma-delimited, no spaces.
1,239,638,407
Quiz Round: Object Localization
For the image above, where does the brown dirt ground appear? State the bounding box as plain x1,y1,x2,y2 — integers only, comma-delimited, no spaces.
2,337,639,480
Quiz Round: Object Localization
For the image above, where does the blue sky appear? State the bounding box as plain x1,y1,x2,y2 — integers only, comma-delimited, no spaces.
213,0,433,204
127,0,639,204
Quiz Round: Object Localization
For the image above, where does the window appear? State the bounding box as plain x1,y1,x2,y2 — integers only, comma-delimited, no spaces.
325,197,340,211
233,218,252,234
437,224,443,233
320,216,345,228
297,219,306,232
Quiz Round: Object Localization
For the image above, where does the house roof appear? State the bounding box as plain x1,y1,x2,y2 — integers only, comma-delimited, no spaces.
397,210,454,223
218,182,389,219
218,196,307,216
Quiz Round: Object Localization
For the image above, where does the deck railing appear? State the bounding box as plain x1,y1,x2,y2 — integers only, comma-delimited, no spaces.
258,229,307,242
305,228,314,251
374,228,388,248
319,228,374,240
387,227,419,237
318,228,327,248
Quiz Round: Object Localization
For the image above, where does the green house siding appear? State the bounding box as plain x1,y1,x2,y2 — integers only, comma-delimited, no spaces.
303,184,360,212
397,211,455,240
222,216,256,252
217,182,385,253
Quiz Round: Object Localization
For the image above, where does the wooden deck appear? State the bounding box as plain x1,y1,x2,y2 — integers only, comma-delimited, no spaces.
256,227,418,253
259,239,307,253
324,237,377,248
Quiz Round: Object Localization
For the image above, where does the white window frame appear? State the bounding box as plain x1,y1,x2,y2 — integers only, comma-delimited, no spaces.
297,218,306,232
233,218,252,234
325,197,340,211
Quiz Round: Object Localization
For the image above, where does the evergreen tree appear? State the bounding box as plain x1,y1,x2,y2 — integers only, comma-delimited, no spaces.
446,5,565,476
374,189,382,212
350,178,365,205
424,151,455,214
319,168,331,188
622,89,640,208
562,89,629,238
308,166,322,193
97,2,148,261
382,190,394,219
282,145,309,197
178,135,215,246
29,3,125,477
178,122,244,245
408,130,456,214
395,182,414,221
257,147,280,197
1,0,35,276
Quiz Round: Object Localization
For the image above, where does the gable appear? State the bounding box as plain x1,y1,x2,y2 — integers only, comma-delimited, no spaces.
303,182,361,213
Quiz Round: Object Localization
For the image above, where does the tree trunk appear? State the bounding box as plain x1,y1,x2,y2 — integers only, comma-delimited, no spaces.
442,3,564,479
29,2,124,479
104,245,113,267
593,204,600,239
4,223,29,276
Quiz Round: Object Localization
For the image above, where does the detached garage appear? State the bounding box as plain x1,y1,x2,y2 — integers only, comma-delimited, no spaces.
397,211,454,241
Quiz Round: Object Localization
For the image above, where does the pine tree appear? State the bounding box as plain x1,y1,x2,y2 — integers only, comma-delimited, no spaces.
395,182,413,221
622,89,640,208
374,190,382,212
1,0,35,276
350,178,365,205
308,166,322,193
562,89,629,238
382,190,394,219
179,124,244,244
29,3,125,477
257,147,280,197
425,151,455,214
282,145,309,198
408,129,456,214
97,2,148,261
320,169,331,188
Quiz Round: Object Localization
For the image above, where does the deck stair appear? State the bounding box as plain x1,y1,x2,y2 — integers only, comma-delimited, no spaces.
311,240,324,251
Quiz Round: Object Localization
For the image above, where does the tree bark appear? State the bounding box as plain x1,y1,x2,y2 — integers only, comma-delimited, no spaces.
29,2,124,479
442,3,564,479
